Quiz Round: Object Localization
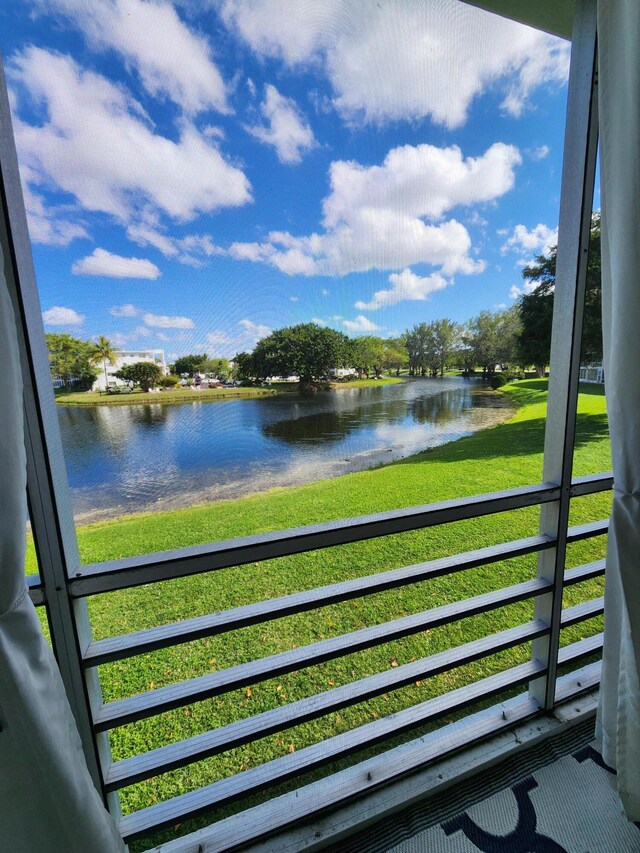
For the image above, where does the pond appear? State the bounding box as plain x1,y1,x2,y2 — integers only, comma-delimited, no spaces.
57,377,513,521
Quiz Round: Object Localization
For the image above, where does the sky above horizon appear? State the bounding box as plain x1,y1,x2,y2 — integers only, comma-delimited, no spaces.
1,0,575,361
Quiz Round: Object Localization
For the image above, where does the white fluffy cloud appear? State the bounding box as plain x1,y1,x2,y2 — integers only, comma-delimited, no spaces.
528,145,550,161
230,141,519,279
356,269,450,311
220,0,569,128
324,142,520,226
110,303,139,317
72,248,161,279
238,318,271,342
20,172,89,246
246,84,316,163
33,0,230,114
502,223,558,258
126,220,226,266
143,313,195,329
343,315,380,333
42,305,85,325
510,281,539,300
506,225,557,298
205,318,272,357
10,48,251,229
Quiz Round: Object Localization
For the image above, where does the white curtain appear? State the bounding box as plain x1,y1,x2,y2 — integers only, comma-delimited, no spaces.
595,0,640,822
0,245,124,851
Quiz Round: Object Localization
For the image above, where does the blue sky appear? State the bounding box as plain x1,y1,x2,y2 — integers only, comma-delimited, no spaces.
1,0,573,361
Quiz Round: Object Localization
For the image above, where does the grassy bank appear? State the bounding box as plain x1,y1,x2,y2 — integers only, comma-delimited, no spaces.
34,380,611,848
54,385,285,406
328,376,404,389
53,375,403,406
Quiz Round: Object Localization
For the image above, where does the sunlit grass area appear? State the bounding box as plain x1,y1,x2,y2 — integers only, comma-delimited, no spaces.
29,380,611,850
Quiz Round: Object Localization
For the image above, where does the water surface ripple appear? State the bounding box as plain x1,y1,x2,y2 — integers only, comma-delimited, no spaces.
57,377,513,521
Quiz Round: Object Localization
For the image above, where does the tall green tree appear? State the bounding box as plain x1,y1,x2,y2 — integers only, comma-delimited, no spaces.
403,320,460,377
114,361,162,392
232,352,255,380
517,213,602,375
350,336,386,377
430,318,461,377
455,324,477,375
200,357,230,378
382,338,408,376
90,335,117,391
45,333,97,388
252,323,350,383
403,323,428,376
172,353,208,375
468,308,520,375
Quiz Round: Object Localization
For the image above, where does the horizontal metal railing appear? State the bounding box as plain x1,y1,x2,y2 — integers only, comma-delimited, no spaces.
71,482,564,596
28,473,611,845
132,661,601,853
118,615,605,843
84,534,555,667
118,629,549,841
105,619,548,793
99,551,607,792
28,472,611,609
93,575,553,732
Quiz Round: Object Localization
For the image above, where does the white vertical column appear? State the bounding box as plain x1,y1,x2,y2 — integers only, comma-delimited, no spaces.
530,0,599,710
0,59,118,814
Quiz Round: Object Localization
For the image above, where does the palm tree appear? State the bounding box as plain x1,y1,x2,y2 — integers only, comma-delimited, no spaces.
90,336,117,393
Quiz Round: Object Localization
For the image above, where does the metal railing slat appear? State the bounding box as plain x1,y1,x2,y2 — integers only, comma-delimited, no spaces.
118,654,546,840
85,534,554,667
71,482,562,597
94,578,552,731
105,619,548,790
560,597,604,627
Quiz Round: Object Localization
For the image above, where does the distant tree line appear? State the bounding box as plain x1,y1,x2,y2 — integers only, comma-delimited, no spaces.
45,218,602,391
170,354,231,378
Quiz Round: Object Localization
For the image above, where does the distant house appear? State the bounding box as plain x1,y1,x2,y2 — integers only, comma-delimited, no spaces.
579,361,604,384
329,367,358,379
92,349,168,392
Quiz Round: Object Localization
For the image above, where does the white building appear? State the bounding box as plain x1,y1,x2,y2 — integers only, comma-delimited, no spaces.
329,367,358,379
92,349,167,391
579,361,605,383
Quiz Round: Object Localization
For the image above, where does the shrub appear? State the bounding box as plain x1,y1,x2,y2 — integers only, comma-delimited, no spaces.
489,373,508,389
158,375,179,388
503,369,526,381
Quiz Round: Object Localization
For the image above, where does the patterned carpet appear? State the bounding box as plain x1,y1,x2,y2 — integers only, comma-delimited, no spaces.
335,727,640,853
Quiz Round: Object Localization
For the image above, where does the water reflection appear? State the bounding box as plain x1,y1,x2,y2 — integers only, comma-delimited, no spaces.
57,378,512,520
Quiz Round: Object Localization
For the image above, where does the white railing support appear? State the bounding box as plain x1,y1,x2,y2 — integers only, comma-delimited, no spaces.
530,0,600,710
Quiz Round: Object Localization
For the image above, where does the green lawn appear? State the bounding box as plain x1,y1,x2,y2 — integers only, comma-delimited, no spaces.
53,375,404,407
328,376,404,389
32,380,612,849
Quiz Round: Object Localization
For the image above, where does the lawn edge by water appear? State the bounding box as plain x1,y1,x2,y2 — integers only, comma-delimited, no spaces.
45,380,608,552
54,376,404,407
69,382,517,535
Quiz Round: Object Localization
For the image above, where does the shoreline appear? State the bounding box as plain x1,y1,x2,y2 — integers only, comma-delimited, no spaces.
54,376,405,407
68,388,515,527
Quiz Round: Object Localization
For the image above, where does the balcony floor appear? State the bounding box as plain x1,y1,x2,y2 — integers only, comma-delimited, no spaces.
334,720,640,853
